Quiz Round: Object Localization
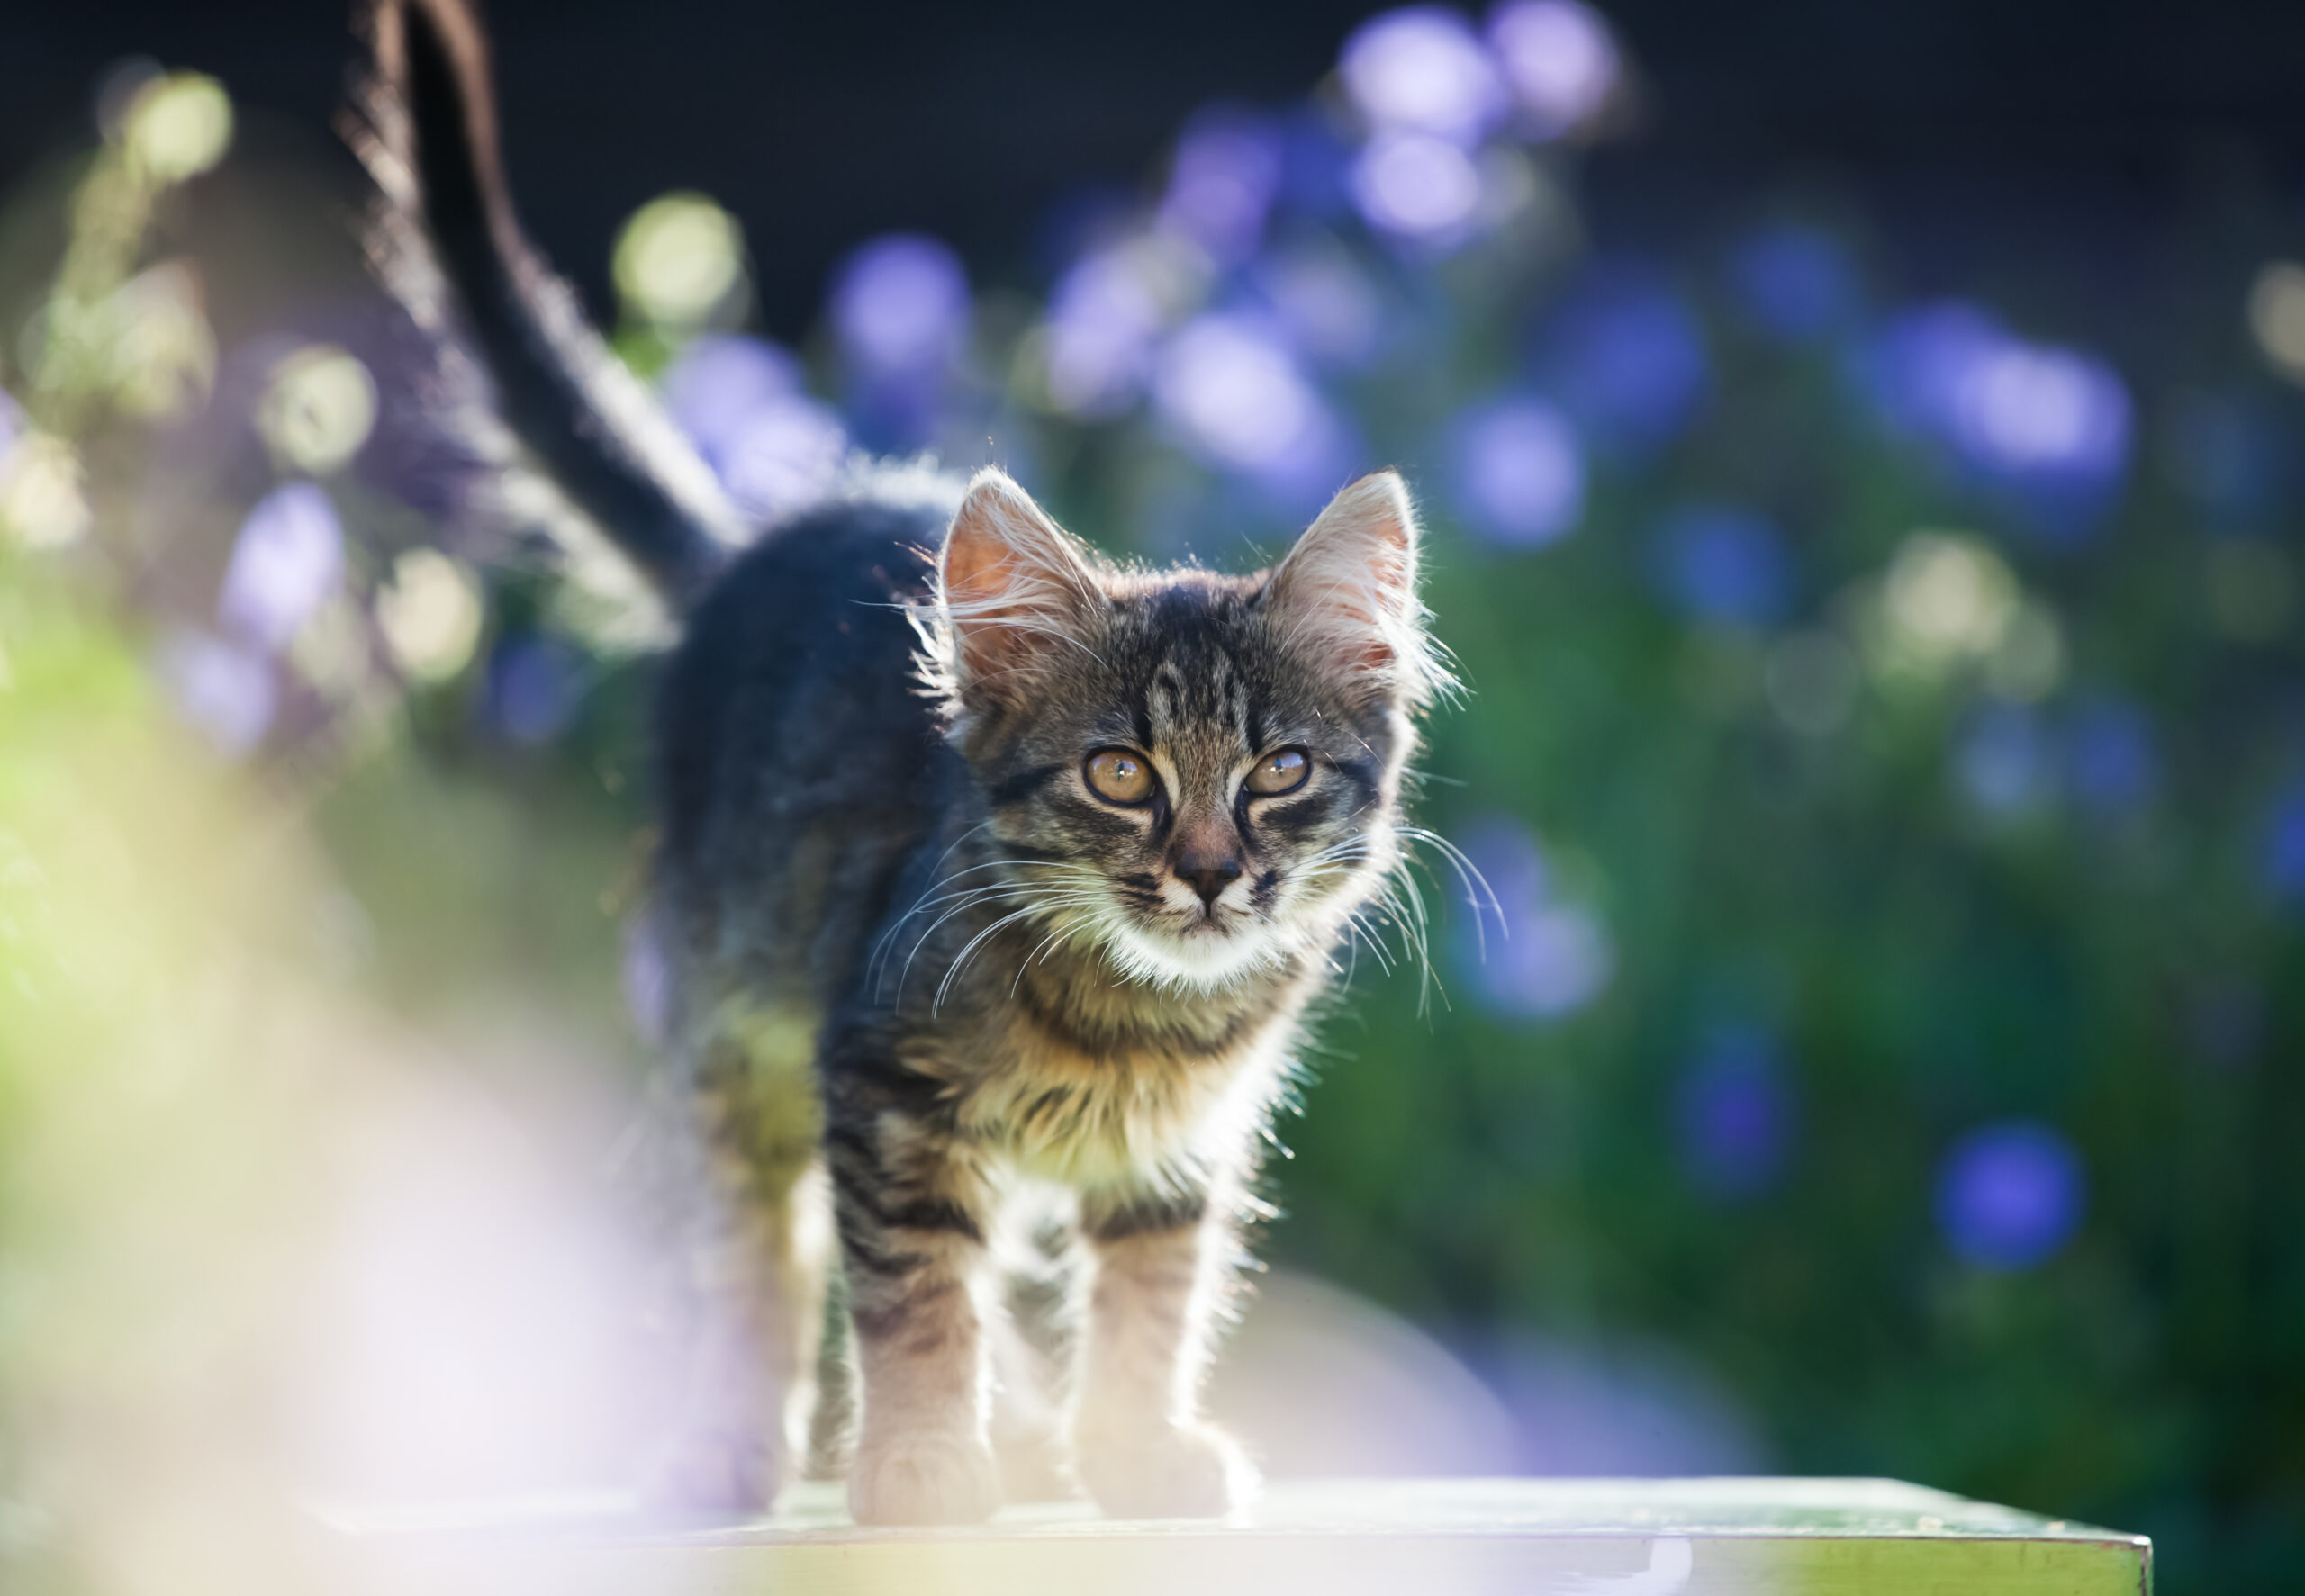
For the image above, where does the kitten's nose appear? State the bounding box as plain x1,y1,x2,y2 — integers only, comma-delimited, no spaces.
1177,853,1243,906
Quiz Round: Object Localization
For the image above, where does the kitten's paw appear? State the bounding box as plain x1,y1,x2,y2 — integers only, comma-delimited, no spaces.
849,1430,1002,1526
993,1419,1082,1505
639,1426,780,1521
1079,1421,1257,1519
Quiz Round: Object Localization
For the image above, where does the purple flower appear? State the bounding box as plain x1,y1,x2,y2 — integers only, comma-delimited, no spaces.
486,635,587,746
658,334,804,464
217,482,343,652
1541,266,1710,449
158,627,276,755
1274,111,1357,221
2265,785,2305,904
829,234,969,449
830,235,971,378
1674,1026,1795,1198
1728,224,1857,343
1865,302,2131,535
1936,1121,2086,1271
1652,505,1790,625
2065,699,2156,817
1152,313,1349,500
1486,0,1621,139
717,394,848,523
1339,7,1505,146
1866,302,2003,439
1157,108,1283,265
1958,346,2130,482
1451,816,1613,1022
1449,395,1585,548
1043,246,1171,419
1255,245,1385,371
1349,132,1485,243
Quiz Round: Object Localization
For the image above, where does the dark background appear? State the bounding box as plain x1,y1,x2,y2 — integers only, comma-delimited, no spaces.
8,0,2305,333
5,5,2305,1592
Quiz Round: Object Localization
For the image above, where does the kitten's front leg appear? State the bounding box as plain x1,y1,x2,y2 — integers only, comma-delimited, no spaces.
827,1103,1001,1526
1074,1186,1258,1519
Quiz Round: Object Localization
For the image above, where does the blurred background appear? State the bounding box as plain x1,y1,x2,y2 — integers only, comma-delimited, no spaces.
2,2,2301,1592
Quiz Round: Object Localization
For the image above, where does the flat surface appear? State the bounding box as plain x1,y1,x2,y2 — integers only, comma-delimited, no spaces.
314,1477,2154,1596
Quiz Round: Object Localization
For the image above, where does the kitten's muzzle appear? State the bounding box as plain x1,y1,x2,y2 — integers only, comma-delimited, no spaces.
1174,852,1243,906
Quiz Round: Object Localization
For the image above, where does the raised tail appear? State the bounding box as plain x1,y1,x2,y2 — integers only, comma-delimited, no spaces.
352,0,744,609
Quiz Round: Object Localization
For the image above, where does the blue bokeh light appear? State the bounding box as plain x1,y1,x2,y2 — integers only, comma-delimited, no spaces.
1487,0,1621,140
218,481,344,653
658,334,803,463
158,627,276,755
1350,131,1485,243
1043,246,1168,419
657,334,845,519
486,635,587,746
1674,1024,1796,1198
1453,816,1613,1022
830,234,971,378
1541,265,1710,450
1450,395,1586,548
2264,784,2305,904
1157,108,1283,266
1956,705,2054,818
1152,312,1349,500
829,234,972,452
1255,244,1385,371
1274,110,1357,222
1652,504,1791,625
1728,223,1858,344
1338,7,1505,147
718,394,848,523
2065,698,2156,817
1936,1120,2087,1271
1865,302,2132,535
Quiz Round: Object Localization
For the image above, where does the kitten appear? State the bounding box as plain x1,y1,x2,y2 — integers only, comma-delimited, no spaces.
356,0,1448,1525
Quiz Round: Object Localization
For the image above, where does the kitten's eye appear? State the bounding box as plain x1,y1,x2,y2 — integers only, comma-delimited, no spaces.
1246,747,1310,796
1084,748,1156,805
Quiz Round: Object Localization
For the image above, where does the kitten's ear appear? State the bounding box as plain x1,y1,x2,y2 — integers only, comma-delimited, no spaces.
1263,470,1442,708
938,469,1104,701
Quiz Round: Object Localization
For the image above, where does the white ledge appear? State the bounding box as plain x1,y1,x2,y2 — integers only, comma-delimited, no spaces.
311,1475,2153,1595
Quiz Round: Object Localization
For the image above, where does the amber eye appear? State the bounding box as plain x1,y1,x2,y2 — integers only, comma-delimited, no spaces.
1245,747,1311,796
1084,748,1156,805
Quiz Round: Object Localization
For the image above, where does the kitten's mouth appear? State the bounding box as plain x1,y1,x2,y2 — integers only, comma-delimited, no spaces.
1171,900,1242,933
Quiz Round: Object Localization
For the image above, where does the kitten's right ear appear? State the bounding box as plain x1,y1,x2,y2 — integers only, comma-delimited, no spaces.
938,470,1104,702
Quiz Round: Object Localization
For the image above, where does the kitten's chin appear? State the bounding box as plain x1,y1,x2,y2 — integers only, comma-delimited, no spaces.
1103,919,1288,993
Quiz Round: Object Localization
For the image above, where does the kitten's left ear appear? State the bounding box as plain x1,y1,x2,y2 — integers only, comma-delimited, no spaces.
938,469,1105,706
1263,470,1443,708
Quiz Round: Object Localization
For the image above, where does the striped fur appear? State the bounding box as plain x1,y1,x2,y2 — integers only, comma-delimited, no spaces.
354,0,1442,1528
644,472,1435,1523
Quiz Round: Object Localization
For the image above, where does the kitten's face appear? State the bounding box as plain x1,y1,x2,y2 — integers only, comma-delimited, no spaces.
976,579,1407,987
930,471,1439,991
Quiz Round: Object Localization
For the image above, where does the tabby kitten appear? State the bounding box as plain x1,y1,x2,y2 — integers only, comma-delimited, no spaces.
359,0,1448,1525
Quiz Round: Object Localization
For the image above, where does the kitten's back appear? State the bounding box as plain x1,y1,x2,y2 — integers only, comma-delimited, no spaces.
655,493,959,1007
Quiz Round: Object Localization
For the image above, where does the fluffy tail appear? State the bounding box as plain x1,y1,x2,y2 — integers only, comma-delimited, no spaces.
351,0,743,608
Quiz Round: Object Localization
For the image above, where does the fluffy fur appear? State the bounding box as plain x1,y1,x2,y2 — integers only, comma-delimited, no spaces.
355,0,1449,1526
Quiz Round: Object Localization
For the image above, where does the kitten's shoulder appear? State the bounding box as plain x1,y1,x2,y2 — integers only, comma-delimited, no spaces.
681,460,967,631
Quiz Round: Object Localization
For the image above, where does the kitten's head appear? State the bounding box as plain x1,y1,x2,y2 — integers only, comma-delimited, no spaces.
921,468,1448,991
